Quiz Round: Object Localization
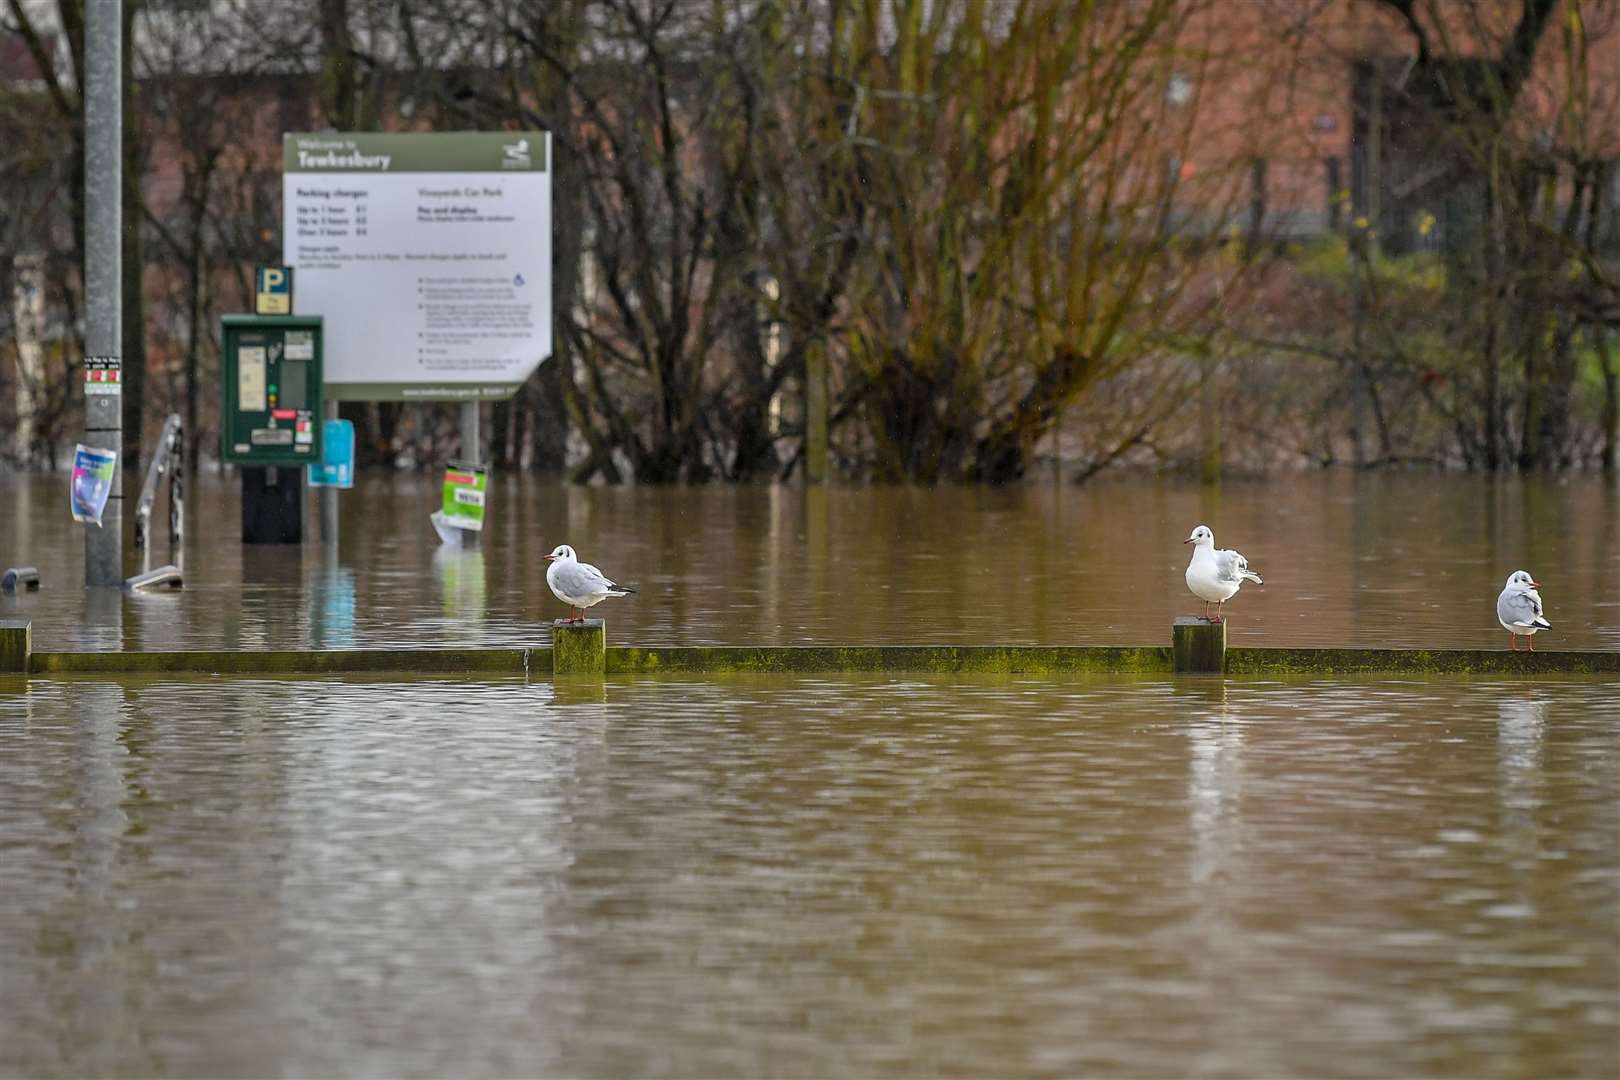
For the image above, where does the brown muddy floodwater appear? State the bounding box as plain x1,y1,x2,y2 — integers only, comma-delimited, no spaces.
0,472,1617,1077
0,471,1618,652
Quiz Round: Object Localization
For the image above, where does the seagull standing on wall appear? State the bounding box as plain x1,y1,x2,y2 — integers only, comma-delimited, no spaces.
1497,570,1551,652
1183,525,1263,623
544,544,636,623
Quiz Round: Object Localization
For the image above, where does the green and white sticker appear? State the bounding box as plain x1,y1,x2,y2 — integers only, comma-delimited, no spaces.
440,463,487,531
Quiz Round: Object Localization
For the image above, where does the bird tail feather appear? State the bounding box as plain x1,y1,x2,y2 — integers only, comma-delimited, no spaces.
1241,570,1264,585
1532,617,1550,629
609,585,637,596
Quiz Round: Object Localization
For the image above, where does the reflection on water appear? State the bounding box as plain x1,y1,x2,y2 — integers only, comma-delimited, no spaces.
1,471,1616,652
0,674,1615,1077
312,555,357,650
433,546,486,624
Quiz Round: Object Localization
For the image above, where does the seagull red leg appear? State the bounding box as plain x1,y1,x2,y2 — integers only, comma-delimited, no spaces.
1509,634,1517,652
1527,635,1535,653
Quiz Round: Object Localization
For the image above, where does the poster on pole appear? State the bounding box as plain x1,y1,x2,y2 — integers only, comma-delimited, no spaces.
282,132,552,402
69,444,118,526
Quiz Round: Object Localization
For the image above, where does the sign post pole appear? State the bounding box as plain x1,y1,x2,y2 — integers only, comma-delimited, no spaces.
460,400,481,545
83,0,123,587
320,400,340,544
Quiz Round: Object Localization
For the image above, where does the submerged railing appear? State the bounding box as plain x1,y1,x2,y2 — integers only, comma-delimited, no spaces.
2,618,1616,679
127,413,184,592
1,567,40,593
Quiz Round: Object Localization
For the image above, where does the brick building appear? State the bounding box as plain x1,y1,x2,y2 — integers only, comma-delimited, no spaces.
1172,0,1620,252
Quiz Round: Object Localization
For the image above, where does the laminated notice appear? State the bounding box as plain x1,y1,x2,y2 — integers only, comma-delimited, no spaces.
70,444,118,526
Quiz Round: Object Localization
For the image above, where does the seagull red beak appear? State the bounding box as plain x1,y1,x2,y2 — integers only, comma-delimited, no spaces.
1530,580,1542,590
1182,537,1195,545
543,554,556,562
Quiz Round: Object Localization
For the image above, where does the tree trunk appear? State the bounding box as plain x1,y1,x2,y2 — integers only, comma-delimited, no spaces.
727,281,777,481
184,206,204,469
1536,320,1577,470
491,397,512,469
535,133,580,477
1598,326,1618,475
1481,176,1503,471
974,345,1100,484
318,0,355,127
1531,165,1591,470
529,361,567,474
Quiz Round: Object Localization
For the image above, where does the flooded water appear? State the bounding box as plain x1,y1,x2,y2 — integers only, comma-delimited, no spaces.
1,471,1617,653
1,473,1617,1076
0,674,1615,1077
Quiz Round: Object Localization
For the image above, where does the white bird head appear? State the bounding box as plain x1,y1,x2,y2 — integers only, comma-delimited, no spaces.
1505,569,1541,592
1183,525,1214,547
544,544,576,563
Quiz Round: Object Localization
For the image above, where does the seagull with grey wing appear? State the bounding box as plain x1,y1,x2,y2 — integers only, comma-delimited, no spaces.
1496,570,1551,652
1184,524,1263,623
544,544,636,623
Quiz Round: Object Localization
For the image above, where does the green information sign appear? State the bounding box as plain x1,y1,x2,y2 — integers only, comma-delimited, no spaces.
282,131,552,402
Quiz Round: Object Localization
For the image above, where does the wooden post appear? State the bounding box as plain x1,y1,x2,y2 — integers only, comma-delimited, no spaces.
1172,616,1225,674
1,618,32,674
551,618,605,676
804,340,828,484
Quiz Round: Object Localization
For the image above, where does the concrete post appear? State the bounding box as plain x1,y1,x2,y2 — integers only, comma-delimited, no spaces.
0,619,31,674
459,400,481,547
83,0,123,587
1173,616,1226,674
551,618,605,676
461,400,481,465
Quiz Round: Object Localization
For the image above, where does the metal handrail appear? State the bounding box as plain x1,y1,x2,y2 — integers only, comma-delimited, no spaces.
128,413,184,590
1,566,39,593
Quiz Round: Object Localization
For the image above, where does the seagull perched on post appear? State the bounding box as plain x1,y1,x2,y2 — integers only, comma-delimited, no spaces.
1496,570,1550,652
543,544,636,623
1183,524,1263,623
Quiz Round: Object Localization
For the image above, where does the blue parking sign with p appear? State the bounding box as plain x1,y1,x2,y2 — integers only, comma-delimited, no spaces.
255,266,293,315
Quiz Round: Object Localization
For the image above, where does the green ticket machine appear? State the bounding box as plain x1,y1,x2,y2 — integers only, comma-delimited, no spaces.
221,315,323,543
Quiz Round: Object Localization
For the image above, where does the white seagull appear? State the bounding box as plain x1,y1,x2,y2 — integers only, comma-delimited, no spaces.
1183,524,1263,623
543,544,636,623
1496,570,1551,652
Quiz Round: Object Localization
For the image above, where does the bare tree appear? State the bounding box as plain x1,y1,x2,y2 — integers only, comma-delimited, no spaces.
798,0,1258,483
